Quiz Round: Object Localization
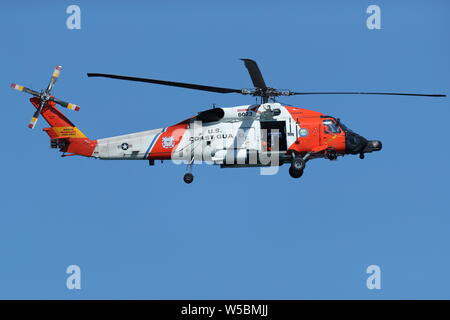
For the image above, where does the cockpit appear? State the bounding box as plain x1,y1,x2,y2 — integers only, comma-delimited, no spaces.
322,119,341,134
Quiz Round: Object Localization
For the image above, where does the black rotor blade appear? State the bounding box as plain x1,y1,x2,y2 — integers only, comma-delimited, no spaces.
87,73,241,94
11,84,40,96
50,97,80,111
289,91,446,97
28,99,45,129
47,65,62,92
240,59,267,89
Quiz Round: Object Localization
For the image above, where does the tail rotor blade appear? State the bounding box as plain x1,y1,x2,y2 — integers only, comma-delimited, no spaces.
50,97,80,111
10,84,40,96
28,100,45,129
47,65,62,92
28,115,39,129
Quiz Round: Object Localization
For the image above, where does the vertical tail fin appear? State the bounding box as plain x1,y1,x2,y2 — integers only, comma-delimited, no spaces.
30,97,97,157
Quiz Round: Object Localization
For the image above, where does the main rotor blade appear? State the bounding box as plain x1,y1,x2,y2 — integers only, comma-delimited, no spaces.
289,91,446,97
240,59,267,89
87,73,242,94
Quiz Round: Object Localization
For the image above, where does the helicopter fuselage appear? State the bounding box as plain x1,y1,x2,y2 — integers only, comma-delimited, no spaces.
90,102,380,166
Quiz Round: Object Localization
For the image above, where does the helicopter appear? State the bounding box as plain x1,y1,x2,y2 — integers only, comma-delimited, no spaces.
11,59,446,183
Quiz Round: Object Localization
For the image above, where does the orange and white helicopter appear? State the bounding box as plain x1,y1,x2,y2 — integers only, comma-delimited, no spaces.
11,59,445,183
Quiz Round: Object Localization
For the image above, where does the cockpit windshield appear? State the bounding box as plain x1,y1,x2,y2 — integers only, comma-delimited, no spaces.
337,121,353,133
323,119,341,133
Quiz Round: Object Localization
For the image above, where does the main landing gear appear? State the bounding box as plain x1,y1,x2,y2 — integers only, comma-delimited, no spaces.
289,152,307,179
289,166,304,179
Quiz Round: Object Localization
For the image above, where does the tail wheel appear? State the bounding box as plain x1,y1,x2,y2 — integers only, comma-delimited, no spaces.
289,167,304,179
183,173,194,184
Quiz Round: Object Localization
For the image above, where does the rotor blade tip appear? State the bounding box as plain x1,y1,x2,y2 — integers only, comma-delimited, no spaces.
28,119,37,129
67,103,81,111
11,83,24,91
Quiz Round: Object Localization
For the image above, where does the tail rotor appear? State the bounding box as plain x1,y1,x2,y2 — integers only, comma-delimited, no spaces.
11,65,80,129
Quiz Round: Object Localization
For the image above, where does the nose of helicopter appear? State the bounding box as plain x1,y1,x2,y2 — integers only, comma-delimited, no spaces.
345,131,382,155
345,131,368,154
367,140,382,152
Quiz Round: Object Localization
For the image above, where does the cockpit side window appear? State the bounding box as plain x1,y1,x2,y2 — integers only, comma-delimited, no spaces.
323,119,341,134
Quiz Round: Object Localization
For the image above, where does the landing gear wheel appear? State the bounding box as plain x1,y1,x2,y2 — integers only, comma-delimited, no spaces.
289,167,304,179
359,153,365,159
183,173,194,184
292,157,305,171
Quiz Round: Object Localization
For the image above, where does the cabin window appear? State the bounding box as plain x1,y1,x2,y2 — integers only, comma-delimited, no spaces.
323,119,341,133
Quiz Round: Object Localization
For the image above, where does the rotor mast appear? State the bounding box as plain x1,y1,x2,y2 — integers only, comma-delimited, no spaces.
240,59,293,103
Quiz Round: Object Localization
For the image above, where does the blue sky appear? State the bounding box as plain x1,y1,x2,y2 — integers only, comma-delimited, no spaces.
0,0,449,299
